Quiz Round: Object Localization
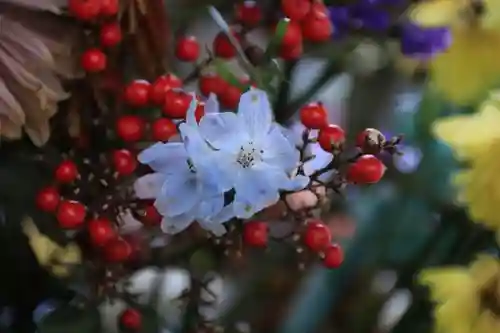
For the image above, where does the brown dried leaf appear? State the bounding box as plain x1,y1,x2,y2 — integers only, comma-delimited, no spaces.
0,77,24,125
0,0,67,13
24,119,50,146
0,115,22,139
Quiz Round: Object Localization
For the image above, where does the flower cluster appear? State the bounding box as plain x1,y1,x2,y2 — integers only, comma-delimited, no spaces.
139,89,310,235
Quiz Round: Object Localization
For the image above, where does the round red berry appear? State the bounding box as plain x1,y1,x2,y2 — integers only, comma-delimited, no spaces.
149,74,183,105
151,118,177,141
112,149,137,176
116,115,145,142
218,85,241,110
213,31,239,59
302,8,333,43
100,0,119,16
322,243,344,268
346,154,386,184
318,125,345,152
141,204,162,226
124,80,150,107
119,308,142,331
175,36,200,62
55,160,79,183
36,187,60,212
300,102,328,129
279,43,303,60
80,48,107,73
57,200,86,229
68,0,100,21
243,221,268,247
104,238,132,262
281,0,311,21
303,220,331,252
235,1,262,27
198,74,227,97
88,218,117,247
281,20,302,48
99,22,122,47
163,90,192,118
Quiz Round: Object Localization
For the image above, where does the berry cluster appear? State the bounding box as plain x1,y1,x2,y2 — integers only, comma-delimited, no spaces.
35,152,160,264
299,102,400,186
68,0,122,73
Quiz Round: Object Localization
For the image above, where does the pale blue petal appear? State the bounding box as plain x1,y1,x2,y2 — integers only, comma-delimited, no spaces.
237,89,273,141
302,142,333,176
204,93,220,114
138,142,188,173
184,92,200,126
262,125,300,172
155,176,199,216
232,198,262,219
179,123,213,165
194,193,225,220
161,214,194,234
256,163,309,191
234,167,280,209
209,203,237,223
199,112,244,151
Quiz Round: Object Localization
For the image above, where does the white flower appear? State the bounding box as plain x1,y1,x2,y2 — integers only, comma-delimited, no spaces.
137,96,227,235
194,88,309,220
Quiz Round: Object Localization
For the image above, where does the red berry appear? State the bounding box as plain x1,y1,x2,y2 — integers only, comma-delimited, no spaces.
100,0,119,16
281,20,302,48
104,238,132,262
322,243,344,268
318,124,345,152
198,74,227,97
124,80,150,107
281,0,311,21
36,187,60,212
300,102,328,129
112,149,137,175
55,160,79,183
279,43,303,60
195,102,205,123
151,118,177,141
141,204,162,226
88,218,117,247
235,1,262,27
213,31,240,59
116,115,145,142
99,22,122,47
303,220,331,252
346,155,386,184
119,308,142,330
68,0,100,21
243,221,268,247
57,200,86,229
80,48,107,73
302,8,333,43
218,85,241,109
149,74,183,105
163,90,193,118
175,36,200,62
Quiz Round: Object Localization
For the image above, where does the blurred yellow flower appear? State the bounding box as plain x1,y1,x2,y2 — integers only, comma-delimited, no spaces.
419,255,500,333
406,0,500,105
433,91,500,229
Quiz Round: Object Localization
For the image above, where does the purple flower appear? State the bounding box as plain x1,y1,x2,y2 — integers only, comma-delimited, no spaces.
328,4,392,35
329,6,351,36
400,23,452,59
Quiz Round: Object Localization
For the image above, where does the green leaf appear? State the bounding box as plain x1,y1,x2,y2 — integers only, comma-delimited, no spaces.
212,58,248,91
138,306,160,333
263,18,290,61
189,248,216,277
37,305,101,333
413,86,446,141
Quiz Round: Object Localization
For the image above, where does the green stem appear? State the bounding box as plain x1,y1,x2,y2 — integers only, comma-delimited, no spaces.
273,61,297,119
276,60,343,124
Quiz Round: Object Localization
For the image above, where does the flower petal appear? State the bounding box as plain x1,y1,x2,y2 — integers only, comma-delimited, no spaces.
155,176,199,216
262,124,301,172
204,93,220,114
199,111,244,151
209,203,237,224
198,220,227,236
184,92,200,126
234,166,281,209
161,214,194,234
138,142,188,173
237,88,273,141
134,173,165,199
194,193,225,220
